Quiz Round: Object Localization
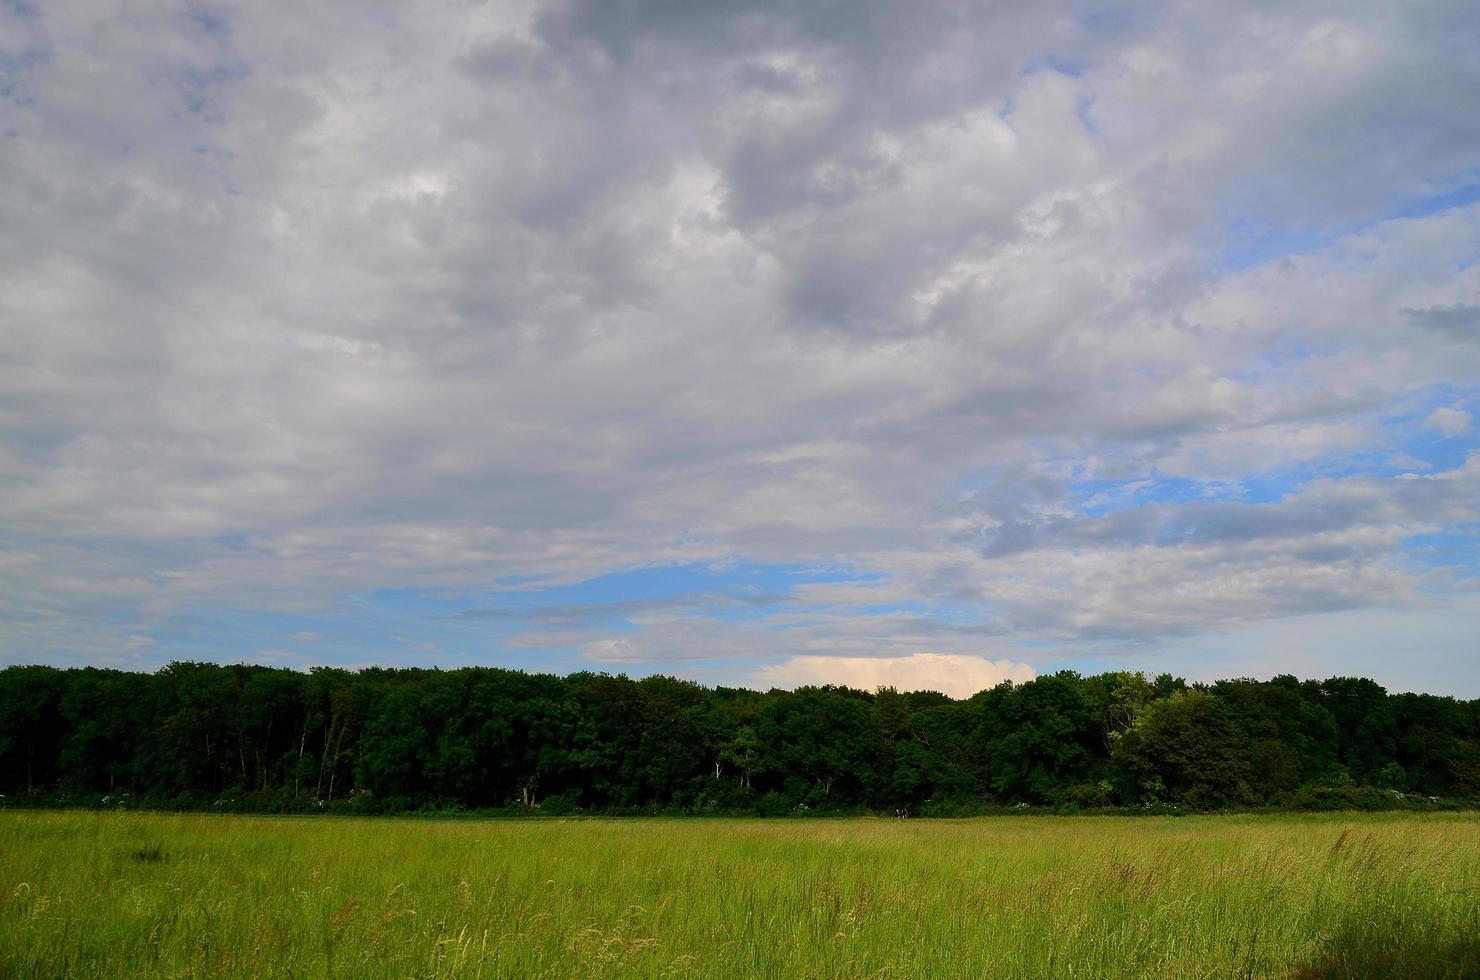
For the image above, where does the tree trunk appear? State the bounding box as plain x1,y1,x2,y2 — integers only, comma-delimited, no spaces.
326,721,346,804
296,716,310,796
316,719,330,798
260,716,273,790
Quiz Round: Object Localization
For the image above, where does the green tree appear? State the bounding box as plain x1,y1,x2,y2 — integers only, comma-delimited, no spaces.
1113,689,1255,808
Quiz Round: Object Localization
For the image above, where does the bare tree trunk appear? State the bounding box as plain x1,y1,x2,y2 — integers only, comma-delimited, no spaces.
260,716,273,790
295,715,310,796
316,719,330,798
326,720,347,804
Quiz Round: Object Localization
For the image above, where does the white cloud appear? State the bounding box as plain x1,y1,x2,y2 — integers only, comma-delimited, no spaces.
1426,406,1473,437
1,0,1478,689
756,653,1036,699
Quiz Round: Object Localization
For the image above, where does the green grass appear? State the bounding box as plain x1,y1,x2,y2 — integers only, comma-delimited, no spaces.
1,811,1476,978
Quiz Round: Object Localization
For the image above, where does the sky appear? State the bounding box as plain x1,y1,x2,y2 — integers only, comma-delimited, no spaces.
2,0,1479,698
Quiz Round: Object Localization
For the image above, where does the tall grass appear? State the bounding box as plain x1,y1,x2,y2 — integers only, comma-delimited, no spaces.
1,811,1476,977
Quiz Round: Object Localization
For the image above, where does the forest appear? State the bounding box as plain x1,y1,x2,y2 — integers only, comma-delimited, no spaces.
1,663,1477,814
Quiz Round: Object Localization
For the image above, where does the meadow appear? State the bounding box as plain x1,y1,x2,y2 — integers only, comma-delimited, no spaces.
1,811,1477,978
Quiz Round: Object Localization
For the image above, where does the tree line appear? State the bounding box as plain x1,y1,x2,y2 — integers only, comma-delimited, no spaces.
1,663,1477,814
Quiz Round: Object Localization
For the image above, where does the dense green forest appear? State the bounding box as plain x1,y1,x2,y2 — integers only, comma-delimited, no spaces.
1,664,1477,814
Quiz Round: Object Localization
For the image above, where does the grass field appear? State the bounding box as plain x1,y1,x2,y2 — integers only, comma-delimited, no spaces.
1,811,1477,978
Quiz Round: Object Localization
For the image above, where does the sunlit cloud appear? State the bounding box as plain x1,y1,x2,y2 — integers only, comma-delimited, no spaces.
757,654,1036,700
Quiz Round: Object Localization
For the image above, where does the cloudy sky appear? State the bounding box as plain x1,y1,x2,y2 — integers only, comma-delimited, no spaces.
3,0,1479,697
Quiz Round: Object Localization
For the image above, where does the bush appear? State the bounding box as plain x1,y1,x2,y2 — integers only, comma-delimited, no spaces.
1286,783,1449,812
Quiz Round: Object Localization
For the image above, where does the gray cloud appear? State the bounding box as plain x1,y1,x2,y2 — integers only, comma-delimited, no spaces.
2,0,1479,680
1403,303,1480,340
459,588,786,627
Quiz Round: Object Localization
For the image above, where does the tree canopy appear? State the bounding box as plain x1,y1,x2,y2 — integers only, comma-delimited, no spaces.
1,663,1476,814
